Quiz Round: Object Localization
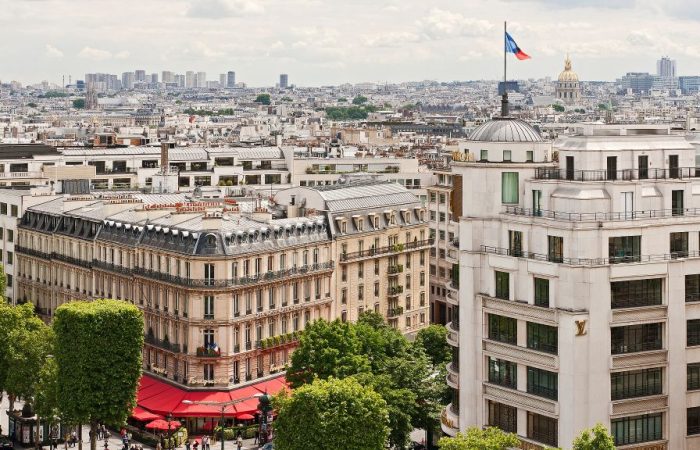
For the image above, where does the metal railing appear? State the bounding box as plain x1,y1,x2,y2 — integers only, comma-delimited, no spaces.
504,205,700,222
387,307,404,317
340,239,433,262
93,260,134,275
482,245,700,266
135,261,335,288
144,334,182,353
16,245,51,260
535,166,699,181
52,252,92,269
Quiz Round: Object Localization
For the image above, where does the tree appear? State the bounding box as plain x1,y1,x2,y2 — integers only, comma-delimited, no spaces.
274,377,389,450
287,319,370,388
415,324,451,367
572,423,615,450
255,93,271,105
552,103,565,112
0,302,41,409
72,99,85,109
352,95,368,105
438,427,520,450
54,300,144,450
27,102,38,108
34,358,61,426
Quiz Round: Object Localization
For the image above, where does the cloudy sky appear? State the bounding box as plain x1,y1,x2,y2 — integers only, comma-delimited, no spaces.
2,0,700,86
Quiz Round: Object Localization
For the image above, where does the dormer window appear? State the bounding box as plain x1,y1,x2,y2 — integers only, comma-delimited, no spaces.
358,219,364,231
341,222,347,233
503,150,512,162
390,213,396,225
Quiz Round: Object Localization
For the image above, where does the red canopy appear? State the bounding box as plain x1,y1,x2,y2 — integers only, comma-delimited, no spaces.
131,406,163,422
235,413,255,420
136,373,288,418
145,419,181,431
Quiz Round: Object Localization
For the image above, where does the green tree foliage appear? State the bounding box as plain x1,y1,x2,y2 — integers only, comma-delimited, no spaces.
287,320,370,388
438,427,520,450
352,95,368,105
183,108,235,116
5,318,53,402
0,302,41,404
415,324,451,367
27,102,38,108
274,377,389,450
54,300,144,450
289,314,447,448
337,97,348,103
281,96,293,102
572,423,615,450
255,93,271,105
324,105,377,121
72,99,85,109
39,91,69,98
34,357,61,425
552,104,565,112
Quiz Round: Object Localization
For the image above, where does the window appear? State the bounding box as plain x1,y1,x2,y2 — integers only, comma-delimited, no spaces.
527,322,558,354
609,236,641,263
7,230,12,242
527,367,558,400
527,412,558,448
689,407,700,441
204,263,215,286
611,279,662,308
612,323,662,354
670,232,689,258
547,236,563,263
204,296,214,319
611,368,662,400
203,364,214,382
689,319,700,346
526,150,534,162
534,278,549,307
508,230,522,257
488,401,517,433
10,205,17,217
488,314,516,345
672,189,684,216
501,172,519,204
488,357,517,389
503,150,511,162
6,252,12,265
688,275,700,302
480,149,488,161
689,363,700,390
495,271,509,300
611,414,662,446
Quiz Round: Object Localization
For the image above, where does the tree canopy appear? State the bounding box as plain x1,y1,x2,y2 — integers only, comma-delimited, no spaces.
288,313,447,448
552,103,565,112
0,302,43,401
274,377,389,450
415,324,451,367
437,427,520,450
72,99,85,109
572,423,616,450
54,300,143,450
255,93,271,105
324,105,377,121
352,95,368,105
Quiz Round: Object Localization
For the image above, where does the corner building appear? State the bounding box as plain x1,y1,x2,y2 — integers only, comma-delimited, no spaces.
445,121,700,449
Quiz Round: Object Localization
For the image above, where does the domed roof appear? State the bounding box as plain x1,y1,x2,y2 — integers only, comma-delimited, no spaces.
469,117,543,143
558,54,579,82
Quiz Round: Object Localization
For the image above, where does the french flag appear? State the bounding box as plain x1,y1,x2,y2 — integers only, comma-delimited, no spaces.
505,32,530,60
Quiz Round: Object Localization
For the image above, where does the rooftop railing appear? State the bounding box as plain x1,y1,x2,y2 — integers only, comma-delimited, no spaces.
340,239,433,262
535,166,699,181
504,206,700,222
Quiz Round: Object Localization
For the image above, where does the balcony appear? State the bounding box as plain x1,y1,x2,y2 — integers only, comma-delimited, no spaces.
134,261,334,289
387,307,404,318
0,171,43,179
144,334,182,353
446,289,459,306
504,205,700,222
92,260,133,276
15,245,51,260
483,383,558,416
52,253,92,269
446,368,459,389
446,322,459,347
340,239,433,262
535,166,698,181
388,264,404,275
483,339,558,371
195,347,221,358
388,286,404,296
447,361,459,377
481,245,700,266
441,404,459,436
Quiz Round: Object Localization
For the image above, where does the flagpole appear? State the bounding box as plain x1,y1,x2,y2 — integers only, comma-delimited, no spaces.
504,21,507,87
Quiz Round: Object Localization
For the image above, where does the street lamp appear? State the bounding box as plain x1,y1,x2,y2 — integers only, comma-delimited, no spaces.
182,394,264,450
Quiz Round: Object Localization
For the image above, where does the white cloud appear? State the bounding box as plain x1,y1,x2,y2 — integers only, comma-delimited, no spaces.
114,50,131,59
78,46,112,61
417,9,494,40
186,0,264,19
45,44,63,58
362,31,421,48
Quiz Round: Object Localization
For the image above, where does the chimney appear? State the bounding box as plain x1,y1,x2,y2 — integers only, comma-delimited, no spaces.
275,133,282,147
160,141,169,173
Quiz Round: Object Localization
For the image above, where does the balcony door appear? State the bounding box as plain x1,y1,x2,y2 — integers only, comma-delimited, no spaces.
621,192,634,220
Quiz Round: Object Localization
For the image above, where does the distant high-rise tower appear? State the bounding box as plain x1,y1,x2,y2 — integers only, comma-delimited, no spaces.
279,73,289,89
135,70,146,82
657,56,676,78
122,72,135,89
219,74,226,87
185,71,195,88
150,73,158,84
197,72,207,88
162,71,175,84
227,71,236,88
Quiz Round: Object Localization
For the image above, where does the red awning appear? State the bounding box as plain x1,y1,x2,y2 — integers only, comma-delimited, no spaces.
145,419,181,431
131,406,164,422
136,374,288,418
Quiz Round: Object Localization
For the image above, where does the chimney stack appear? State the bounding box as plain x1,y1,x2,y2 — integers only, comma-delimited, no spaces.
160,141,170,173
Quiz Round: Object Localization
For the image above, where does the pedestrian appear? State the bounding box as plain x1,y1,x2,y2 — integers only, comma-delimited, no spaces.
201,435,208,450
253,430,259,445
184,440,190,450
64,436,68,450
71,431,77,448
97,426,102,441
192,440,199,450
235,435,242,450
156,441,161,450
103,438,109,450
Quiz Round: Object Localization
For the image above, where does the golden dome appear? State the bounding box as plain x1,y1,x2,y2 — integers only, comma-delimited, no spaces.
558,54,579,82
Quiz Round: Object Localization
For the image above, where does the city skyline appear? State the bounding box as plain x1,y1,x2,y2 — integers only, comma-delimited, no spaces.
3,0,700,86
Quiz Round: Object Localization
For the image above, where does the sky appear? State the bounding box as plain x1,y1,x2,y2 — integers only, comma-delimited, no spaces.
2,0,700,86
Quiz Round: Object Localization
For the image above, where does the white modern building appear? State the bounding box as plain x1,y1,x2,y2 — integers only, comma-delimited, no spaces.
444,105,700,449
